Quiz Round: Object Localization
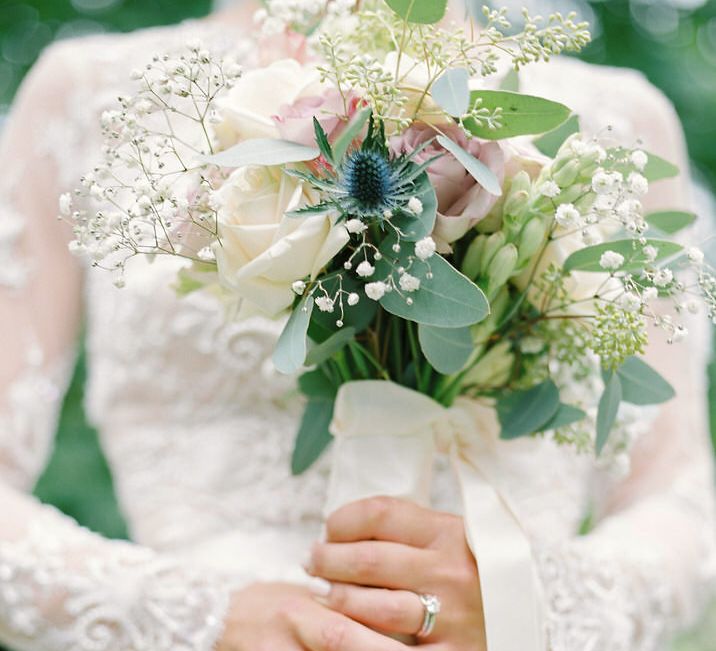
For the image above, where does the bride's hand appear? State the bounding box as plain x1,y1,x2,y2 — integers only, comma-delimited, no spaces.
306,497,487,650
217,581,412,651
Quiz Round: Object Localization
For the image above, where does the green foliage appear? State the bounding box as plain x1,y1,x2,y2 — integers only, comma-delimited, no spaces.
204,138,320,167
533,114,581,157
563,239,683,273
377,246,490,328
463,90,571,140
417,324,473,374
431,68,471,117
596,372,622,454
436,134,502,196
497,379,561,439
384,0,449,24
612,357,676,406
273,296,314,374
646,210,697,235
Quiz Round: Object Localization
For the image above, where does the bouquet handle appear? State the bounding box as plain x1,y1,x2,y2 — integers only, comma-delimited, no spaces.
325,380,545,651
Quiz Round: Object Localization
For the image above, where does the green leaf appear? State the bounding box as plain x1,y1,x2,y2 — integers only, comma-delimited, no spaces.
309,274,378,343
385,0,448,24
596,373,622,454
418,324,474,374
563,239,683,273
436,135,502,196
272,296,314,374
291,399,335,474
533,114,580,158
646,210,697,235
298,368,336,399
643,152,679,182
463,90,571,140
377,245,490,328
392,171,438,241
612,357,675,406
332,106,372,162
499,68,520,92
498,379,561,440
203,138,319,167
432,68,470,117
305,327,356,366
538,403,587,432
313,117,334,164
286,202,337,218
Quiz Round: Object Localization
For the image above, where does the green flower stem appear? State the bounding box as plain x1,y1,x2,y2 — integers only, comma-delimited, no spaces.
406,321,429,392
350,341,391,380
389,318,404,382
332,351,353,383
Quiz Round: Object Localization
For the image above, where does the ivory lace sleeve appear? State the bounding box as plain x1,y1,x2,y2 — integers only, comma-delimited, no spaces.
527,64,716,651
0,41,231,651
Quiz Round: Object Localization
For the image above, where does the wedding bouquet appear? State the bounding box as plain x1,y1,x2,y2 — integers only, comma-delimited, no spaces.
64,2,714,648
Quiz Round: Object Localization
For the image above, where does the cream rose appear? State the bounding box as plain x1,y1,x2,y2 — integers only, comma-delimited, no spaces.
213,165,349,316
213,59,325,148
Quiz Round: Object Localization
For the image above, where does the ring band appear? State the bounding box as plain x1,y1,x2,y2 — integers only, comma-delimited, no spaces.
416,593,441,638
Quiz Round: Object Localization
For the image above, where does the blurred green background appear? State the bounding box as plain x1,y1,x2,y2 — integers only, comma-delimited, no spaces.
0,0,715,649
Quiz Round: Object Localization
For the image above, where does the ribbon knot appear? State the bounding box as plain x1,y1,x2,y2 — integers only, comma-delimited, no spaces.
326,380,545,651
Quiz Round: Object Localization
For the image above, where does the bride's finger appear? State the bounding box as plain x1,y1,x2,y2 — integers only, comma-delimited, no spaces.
288,594,409,651
307,541,436,589
323,583,426,636
326,496,443,547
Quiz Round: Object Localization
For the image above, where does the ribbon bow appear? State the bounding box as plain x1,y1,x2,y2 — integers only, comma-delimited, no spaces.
325,380,545,651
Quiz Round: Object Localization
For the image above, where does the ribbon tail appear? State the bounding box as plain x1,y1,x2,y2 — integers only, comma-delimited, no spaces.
452,449,545,651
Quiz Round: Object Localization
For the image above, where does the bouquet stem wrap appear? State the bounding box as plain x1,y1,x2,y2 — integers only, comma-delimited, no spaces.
325,380,545,651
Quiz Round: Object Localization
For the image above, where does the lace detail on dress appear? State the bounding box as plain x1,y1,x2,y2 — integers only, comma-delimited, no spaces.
0,506,231,651
0,344,72,490
0,171,30,290
536,543,675,651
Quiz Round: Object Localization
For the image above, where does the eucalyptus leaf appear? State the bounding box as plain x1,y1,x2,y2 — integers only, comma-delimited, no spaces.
291,399,335,475
533,114,580,158
376,244,490,328
498,379,561,439
432,68,471,117
203,138,319,167
418,324,474,374
392,171,438,241
596,373,622,455
646,210,696,235
332,106,372,162
436,135,502,196
385,0,448,23
298,368,336,399
563,239,683,273
305,327,356,366
309,274,377,342
463,91,571,140
272,296,314,374
538,403,587,432
610,357,675,406
643,152,679,182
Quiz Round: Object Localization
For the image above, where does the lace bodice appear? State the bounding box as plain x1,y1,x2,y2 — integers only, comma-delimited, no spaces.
0,16,714,651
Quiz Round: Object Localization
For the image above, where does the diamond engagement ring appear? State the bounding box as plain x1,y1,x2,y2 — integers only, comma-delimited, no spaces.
416,593,441,638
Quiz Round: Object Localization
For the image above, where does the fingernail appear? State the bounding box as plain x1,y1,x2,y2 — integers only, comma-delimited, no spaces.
302,544,316,575
309,578,332,598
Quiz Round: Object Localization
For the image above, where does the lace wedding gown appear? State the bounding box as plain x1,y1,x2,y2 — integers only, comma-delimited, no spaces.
0,11,715,651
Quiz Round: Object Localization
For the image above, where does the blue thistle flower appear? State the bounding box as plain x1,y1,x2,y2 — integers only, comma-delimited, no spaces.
287,113,440,222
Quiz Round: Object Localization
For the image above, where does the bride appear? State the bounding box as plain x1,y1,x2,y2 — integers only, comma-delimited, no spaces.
0,1,714,650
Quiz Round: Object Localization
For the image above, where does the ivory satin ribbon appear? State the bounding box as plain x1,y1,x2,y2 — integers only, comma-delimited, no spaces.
324,380,545,651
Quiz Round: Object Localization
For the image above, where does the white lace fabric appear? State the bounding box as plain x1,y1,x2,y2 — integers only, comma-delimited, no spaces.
0,18,714,651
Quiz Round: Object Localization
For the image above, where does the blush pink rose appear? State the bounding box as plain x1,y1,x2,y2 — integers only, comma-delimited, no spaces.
273,91,362,149
390,124,505,248
257,30,309,67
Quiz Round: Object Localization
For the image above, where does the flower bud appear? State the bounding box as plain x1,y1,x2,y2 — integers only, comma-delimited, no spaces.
479,231,506,277
517,218,546,266
471,286,510,345
487,243,518,299
552,160,581,188
463,341,514,388
462,235,486,281
503,171,532,217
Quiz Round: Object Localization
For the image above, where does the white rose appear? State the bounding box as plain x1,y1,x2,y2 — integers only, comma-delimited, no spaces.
213,165,349,316
213,59,324,146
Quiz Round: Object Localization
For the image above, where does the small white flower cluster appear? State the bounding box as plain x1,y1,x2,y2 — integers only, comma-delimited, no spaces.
254,0,356,36
65,42,241,282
